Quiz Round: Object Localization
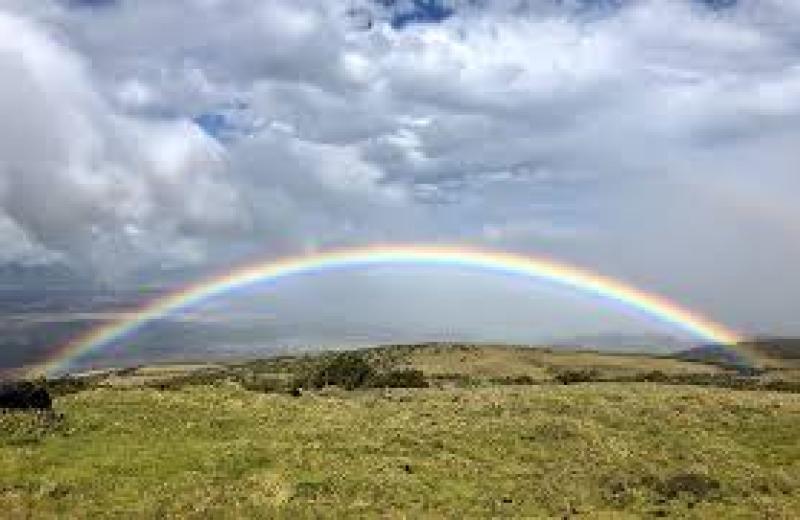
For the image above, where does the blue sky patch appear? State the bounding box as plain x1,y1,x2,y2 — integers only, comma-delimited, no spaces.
698,0,737,9
194,113,230,140
378,1,456,30
66,0,117,7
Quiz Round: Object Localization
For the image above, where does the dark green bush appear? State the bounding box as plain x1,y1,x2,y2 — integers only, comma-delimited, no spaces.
654,472,721,501
490,375,537,386
309,353,375,390
554,369,601,385
145,370,230,391
601,370,800,394
639,370,669,383
293,353,430,391
369,369,428,388
115,366,139,377
757,379,800,393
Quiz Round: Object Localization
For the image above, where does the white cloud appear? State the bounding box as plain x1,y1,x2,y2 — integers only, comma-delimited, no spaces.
1,1,800,335
0,12,243,278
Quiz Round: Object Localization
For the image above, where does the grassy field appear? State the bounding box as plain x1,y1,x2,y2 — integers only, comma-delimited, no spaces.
402,344,727,381
2,345,800,518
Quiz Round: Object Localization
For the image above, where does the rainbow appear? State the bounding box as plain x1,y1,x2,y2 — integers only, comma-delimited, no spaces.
29,244,743,377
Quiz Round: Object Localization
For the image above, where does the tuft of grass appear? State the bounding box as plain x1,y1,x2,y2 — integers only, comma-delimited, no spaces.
0,410,65,446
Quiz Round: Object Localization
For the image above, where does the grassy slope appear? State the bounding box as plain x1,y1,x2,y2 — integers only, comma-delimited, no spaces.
404,344,728,381
2,346,800,518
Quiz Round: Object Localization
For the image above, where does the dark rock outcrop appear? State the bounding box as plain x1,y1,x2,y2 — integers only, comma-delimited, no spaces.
0,382,52,410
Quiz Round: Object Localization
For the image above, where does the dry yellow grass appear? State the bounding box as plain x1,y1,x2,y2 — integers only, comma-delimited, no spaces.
5,344,796,518
98,363,223,387
2,379,798,518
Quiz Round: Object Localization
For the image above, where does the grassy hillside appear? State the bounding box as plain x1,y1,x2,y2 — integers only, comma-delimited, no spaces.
2,345,800,518
76,343,736,391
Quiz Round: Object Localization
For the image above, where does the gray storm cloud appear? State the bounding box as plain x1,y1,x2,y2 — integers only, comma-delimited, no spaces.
0,1,799,336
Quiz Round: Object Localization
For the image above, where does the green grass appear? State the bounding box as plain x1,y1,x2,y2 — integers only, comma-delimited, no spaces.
3,344,800,518
1,381,799,518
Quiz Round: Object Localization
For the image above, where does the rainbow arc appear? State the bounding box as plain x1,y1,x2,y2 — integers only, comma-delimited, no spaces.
31,245,743,377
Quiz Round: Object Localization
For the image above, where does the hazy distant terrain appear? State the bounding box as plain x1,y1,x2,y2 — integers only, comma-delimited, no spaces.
0,285,701,376
0,288,161,372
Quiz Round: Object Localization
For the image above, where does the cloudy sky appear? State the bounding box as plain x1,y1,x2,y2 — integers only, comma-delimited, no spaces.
1,0,799,344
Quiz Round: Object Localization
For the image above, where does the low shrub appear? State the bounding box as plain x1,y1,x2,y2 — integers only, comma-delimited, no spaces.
309,353,375,390
115,366,140,377
553,369,602,385
760,379,800,393
654,472,721,502
607,371,800,394
145,370,230,391
490,375,537,386
639,370,669,383
369,369,428,388
291,353,430,391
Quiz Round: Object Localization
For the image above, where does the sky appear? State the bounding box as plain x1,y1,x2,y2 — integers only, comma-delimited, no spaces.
1,0,799,344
